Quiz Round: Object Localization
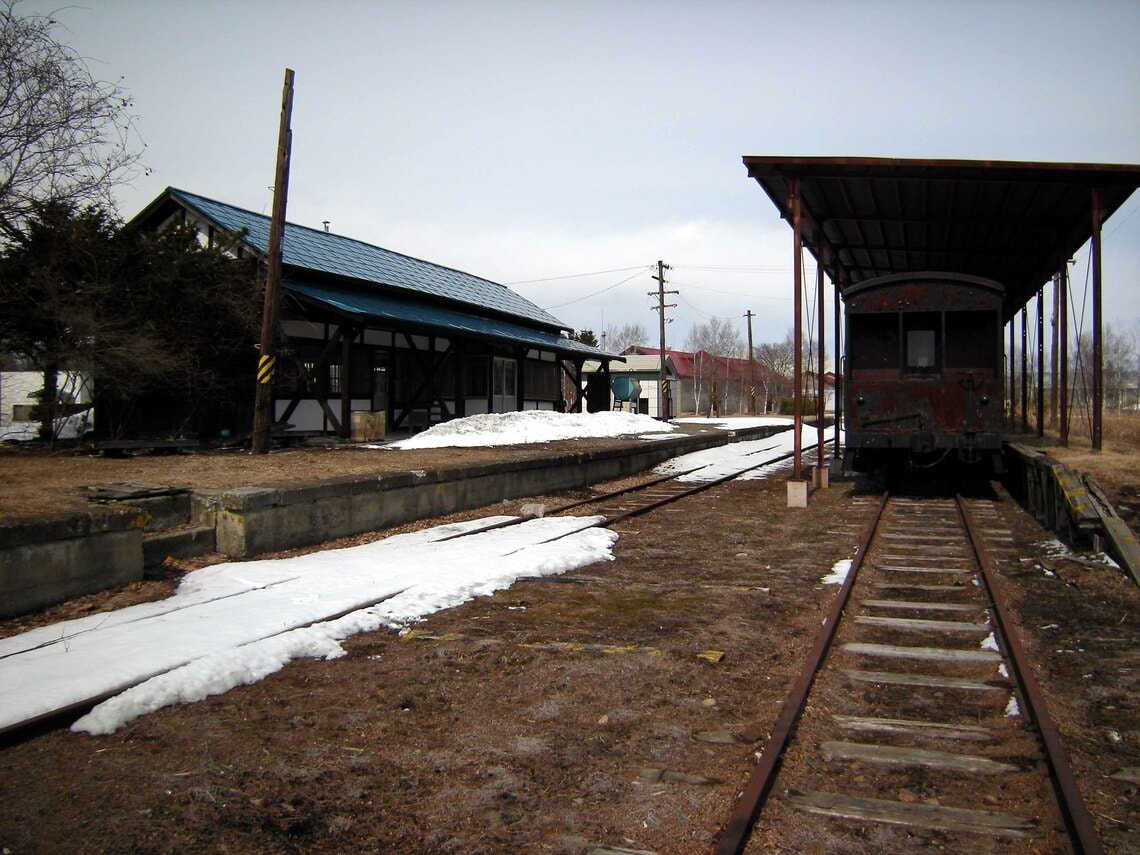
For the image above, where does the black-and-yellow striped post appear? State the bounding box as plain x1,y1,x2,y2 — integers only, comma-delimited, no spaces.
257,355,276,385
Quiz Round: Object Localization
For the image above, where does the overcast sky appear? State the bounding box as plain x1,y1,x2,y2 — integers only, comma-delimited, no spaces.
25,0,1140,349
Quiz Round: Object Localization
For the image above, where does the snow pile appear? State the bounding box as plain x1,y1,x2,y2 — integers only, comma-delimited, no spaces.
0,515,617,735
385,410,676,449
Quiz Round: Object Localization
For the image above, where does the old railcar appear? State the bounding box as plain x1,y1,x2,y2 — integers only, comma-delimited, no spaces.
842,272,1005,478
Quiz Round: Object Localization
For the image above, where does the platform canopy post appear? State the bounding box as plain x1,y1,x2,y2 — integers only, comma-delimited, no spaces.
788,178,807,507
1091,188,1104,452
1050,272,1059,428
1059,262,1070,447
1012,321,1021,430
1036,287,1045,438
815,253,828,489
832,272,842,464
1020,307,1029,434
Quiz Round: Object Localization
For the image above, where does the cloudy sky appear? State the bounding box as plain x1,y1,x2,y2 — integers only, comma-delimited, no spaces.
25,0,1140,349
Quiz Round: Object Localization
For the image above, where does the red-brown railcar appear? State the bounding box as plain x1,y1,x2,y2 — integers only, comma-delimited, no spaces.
842,272,1005,478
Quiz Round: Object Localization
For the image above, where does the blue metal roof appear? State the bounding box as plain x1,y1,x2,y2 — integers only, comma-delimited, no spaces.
165,188,567,331
284,279,615,360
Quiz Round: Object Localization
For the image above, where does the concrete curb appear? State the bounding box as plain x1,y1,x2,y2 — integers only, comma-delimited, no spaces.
0,424,781,619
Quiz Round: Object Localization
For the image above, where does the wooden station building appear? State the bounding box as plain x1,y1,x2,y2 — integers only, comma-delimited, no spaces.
131,188,618,438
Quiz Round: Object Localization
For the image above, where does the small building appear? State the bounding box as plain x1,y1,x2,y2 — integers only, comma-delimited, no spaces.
623,346,789,416
0,369,93,441
583,355,679,418
130,189,618,437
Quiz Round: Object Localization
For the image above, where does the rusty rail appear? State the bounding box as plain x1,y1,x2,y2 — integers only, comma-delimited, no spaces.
957,496,1104,855
712,492,889,854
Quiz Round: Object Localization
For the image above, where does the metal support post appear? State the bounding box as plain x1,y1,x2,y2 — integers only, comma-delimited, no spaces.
788,178,807,507
1059,262,1069,447
1036,287,1044,437
1091,188,1103,451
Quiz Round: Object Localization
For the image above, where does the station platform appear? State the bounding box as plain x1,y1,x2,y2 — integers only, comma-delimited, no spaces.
0,421,791,619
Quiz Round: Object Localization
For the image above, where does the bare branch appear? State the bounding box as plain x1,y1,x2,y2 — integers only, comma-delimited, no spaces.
0,1,144,243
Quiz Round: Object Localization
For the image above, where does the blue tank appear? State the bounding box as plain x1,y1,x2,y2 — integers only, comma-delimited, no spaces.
611,375,642,402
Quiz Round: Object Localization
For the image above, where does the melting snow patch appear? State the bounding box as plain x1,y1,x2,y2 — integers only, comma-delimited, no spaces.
2,515,618,736
1035,539,1070,558
821,559,853,586
1005,695,1021,717
387,410,675,449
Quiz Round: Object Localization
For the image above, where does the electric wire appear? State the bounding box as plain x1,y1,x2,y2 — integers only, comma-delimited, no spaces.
541,267,651,310
505,265,651,285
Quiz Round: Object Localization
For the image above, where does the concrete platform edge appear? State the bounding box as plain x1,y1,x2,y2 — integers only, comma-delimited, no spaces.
0,425,776,619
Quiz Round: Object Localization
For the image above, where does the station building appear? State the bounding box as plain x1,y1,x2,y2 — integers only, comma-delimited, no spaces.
130,188,617,438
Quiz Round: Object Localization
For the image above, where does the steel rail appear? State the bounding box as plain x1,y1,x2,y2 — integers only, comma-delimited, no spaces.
956,497,1105,855
712,491,889,855
437,442,813,545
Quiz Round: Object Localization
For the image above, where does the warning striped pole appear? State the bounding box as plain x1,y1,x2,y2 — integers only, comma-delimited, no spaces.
258,355,276,385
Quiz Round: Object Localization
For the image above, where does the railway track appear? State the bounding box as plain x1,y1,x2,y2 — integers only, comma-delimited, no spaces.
0,436,816,745
439,440,810,544
716,492,1104,855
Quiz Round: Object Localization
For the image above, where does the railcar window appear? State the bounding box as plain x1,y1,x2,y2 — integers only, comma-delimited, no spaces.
903,312,940,371
946,310,998,370
849,313,899,369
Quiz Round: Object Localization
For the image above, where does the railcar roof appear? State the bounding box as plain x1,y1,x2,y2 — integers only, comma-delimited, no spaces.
742,156,1140,319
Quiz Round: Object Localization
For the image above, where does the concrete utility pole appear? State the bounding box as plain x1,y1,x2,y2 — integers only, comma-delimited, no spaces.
744,310,756,415
253,68,295,454
649,260,677,419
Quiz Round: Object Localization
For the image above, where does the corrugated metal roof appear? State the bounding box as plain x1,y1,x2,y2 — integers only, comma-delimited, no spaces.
742,157,1140,319
284,279,612,360
583,355,674,376
165,188,566,331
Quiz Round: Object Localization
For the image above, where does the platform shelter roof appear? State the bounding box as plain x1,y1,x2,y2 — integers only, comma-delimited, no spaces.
742,156,1140,320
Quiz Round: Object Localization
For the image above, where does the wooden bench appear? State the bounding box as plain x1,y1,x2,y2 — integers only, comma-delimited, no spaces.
95,439,200,457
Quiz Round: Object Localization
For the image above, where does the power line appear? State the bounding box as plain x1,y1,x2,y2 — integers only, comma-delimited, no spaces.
672,264,792,273
541,267,651,309
506,265,650,285
670,278,792,300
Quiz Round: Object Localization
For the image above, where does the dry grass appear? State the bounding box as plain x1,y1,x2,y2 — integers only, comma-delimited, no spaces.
1044,409,1140,452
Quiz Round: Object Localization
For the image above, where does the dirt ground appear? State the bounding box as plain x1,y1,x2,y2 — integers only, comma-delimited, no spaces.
1,434,1138,853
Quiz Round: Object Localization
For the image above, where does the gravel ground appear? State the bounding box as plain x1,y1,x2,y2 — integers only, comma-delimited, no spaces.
1,437,1138,853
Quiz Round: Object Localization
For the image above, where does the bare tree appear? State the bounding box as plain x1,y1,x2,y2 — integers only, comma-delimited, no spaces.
754,329,795,413
604,322,649,354
1102,325,1136,411
0,1,144,242
685,317,742,416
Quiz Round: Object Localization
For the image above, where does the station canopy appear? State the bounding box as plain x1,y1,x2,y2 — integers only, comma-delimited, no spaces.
742,156,1140,318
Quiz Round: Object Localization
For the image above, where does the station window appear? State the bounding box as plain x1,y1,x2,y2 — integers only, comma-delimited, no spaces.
493,357,517,397
524,360,560,400
464,357,489,397
903,312,940,372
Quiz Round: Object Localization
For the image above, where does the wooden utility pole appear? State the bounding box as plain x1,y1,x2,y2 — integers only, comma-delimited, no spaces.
744,310,756,415
252,68,295,455
649,260,676,419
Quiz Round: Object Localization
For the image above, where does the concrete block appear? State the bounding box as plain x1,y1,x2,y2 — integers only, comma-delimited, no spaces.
0,509,145,619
